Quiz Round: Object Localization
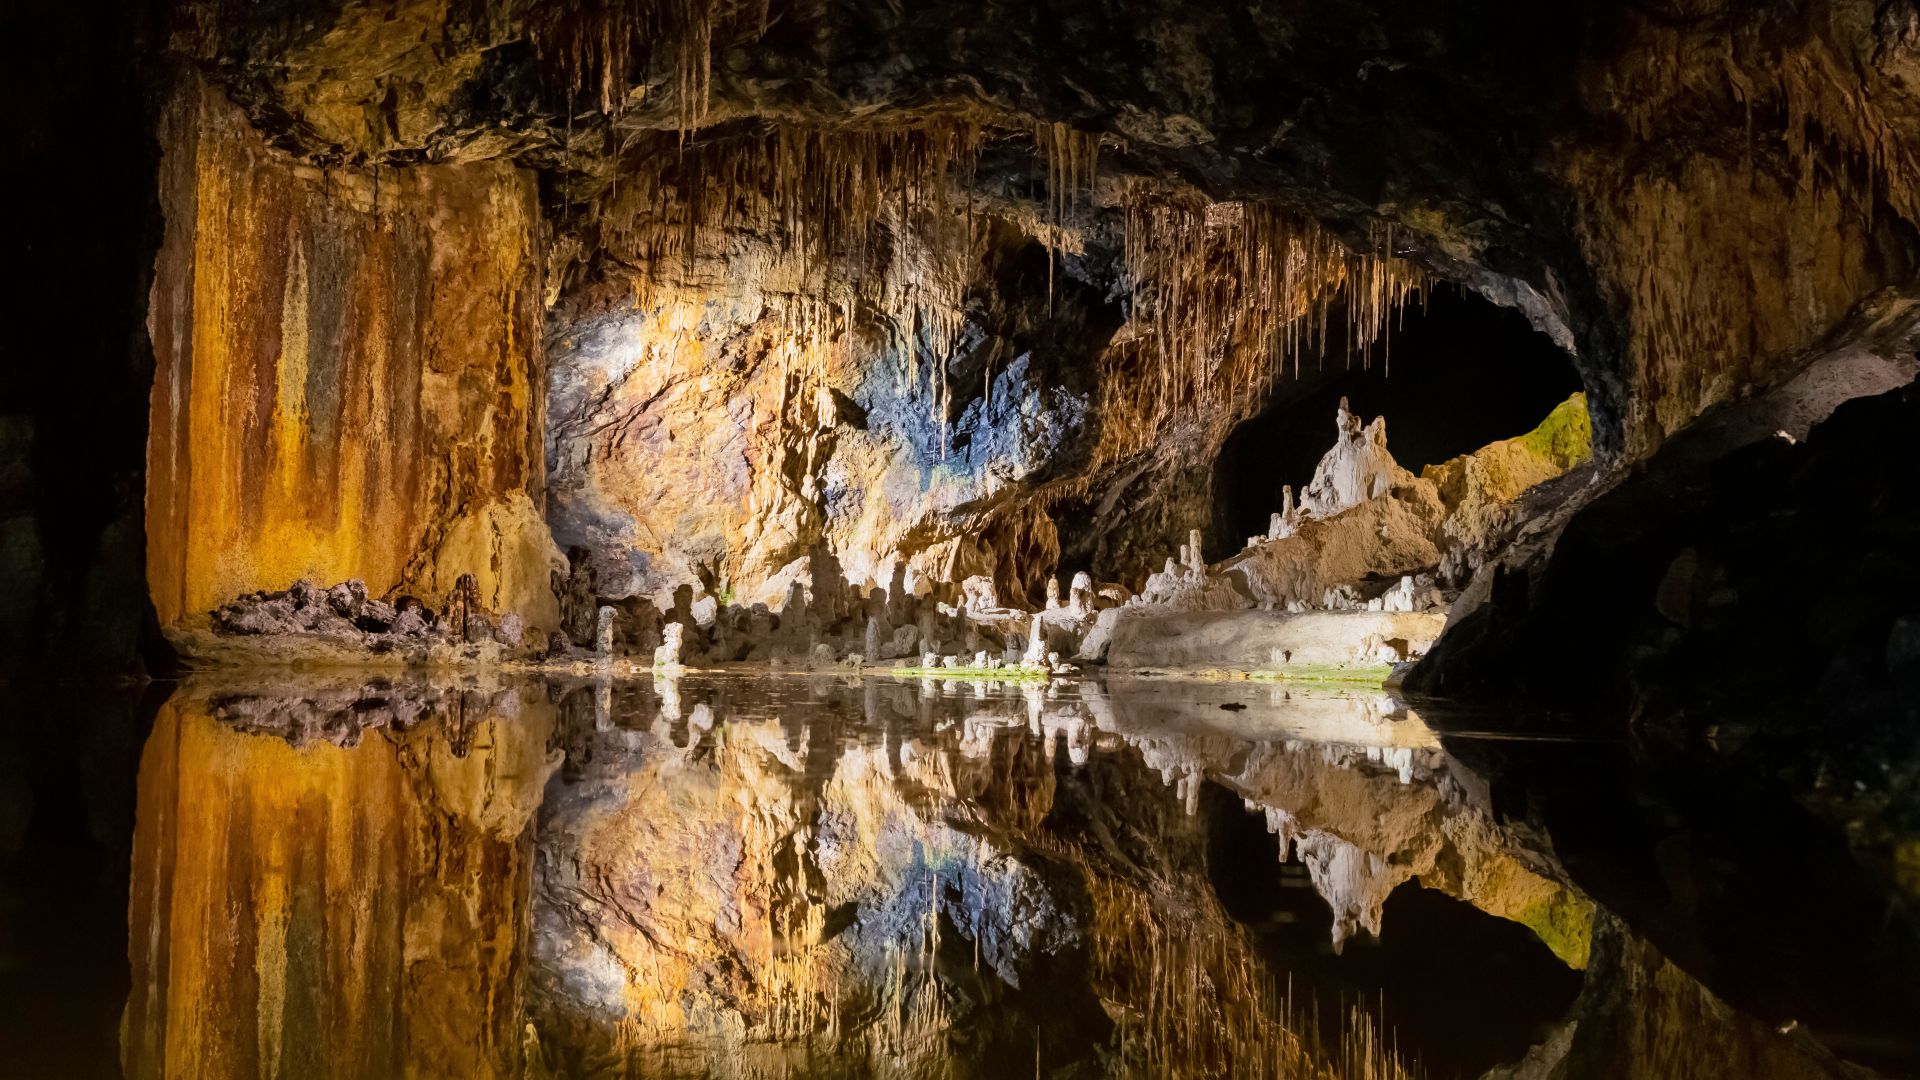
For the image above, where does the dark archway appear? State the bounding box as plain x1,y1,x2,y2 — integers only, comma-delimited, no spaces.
1208,285,1581,559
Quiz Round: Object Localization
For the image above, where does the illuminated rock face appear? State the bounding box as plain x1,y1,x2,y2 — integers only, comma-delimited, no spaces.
145,76,559,635
543,231,1105,609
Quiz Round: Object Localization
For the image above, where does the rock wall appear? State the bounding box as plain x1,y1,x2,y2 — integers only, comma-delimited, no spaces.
1561,5,1920,453
145,75,560,633
543,175,1122,606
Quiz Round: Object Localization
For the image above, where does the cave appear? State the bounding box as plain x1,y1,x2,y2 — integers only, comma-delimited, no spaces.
6,0,1920,1075
1207,285,1582,560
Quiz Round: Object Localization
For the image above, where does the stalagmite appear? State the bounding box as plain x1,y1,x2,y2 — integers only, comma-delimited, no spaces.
960,575,999,611
1045,578,1061,610
1186,529,1206,576
654,622,685,669
887,564,914,626
782,582,809,643
1268,486,1297,540
1023,614,1047,667
595,606,617,656
1068,572,1094,616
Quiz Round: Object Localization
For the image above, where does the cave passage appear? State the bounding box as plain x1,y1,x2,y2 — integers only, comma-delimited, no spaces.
11,0,1920,1076
1208,285,1582,559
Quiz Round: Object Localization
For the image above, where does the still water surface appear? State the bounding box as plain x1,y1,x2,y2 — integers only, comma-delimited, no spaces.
4,670,1916,1077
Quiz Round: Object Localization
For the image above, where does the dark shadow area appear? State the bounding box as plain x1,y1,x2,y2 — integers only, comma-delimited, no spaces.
1435,727,1920,1075
1202,782,1581,1079
0,681,163,1078
1208,285,1580,558
0,0,167,676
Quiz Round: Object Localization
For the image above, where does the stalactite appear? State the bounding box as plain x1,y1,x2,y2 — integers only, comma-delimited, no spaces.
526,0,724,132
1096,184,1427,466
580,119,989,453
1032,121,1102,312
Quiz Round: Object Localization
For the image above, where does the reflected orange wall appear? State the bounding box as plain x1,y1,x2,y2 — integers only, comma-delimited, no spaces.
124,693,557,1078
145,75,547,626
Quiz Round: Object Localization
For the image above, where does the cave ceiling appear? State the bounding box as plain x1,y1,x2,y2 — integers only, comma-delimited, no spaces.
179,0,1601,402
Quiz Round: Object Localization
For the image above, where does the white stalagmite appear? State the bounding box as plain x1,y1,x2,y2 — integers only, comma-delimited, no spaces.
1068,571,1094,616
1023,614,1047,666
1297,397,1410,520
654,622,685,669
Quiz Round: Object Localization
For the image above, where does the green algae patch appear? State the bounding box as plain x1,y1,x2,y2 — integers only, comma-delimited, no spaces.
1515,392,1592,470
1245,663,1395,687
887,665,1052,681
1516,891,1594,970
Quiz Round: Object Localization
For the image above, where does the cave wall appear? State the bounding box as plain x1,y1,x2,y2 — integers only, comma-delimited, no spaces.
546,198,1115,607
145,75,560,631
1560,5,1920,452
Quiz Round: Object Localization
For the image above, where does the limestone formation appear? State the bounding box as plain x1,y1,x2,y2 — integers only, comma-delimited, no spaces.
1068,572,1094,616
654,622,686,670
555,551,599,648
1023,614,1047,667
595,606,617,656
198,577,552,665
1297,399,1414,521
960,574,1000,612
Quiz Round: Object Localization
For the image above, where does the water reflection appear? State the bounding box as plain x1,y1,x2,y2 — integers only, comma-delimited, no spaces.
125,678,558,1078
113,670,1881,1078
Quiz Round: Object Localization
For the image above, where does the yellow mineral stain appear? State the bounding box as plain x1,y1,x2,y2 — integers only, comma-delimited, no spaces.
147,76,553,631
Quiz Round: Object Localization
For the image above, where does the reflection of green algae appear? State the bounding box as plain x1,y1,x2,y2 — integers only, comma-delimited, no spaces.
1516,890,1594,970
888,666,1051,681
1135,664,1394,687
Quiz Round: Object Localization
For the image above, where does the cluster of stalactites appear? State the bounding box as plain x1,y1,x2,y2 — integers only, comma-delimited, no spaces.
527,0,730,133
1099,190,1427,464
1033,120,1104,307
572,108,1432,477
583,117,1097,458
592,121,985,278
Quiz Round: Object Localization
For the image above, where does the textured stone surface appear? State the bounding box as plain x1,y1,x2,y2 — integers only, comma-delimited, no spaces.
146,75,553,634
